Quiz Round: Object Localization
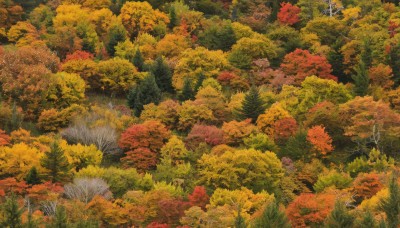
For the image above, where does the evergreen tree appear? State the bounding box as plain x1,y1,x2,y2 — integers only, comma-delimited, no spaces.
324,201,354,228
252,202,291,228
106,24,127,56
25,167,41,185
127,74,161,117
359,211,376,228
133,48,144,71
169,6,178,29
361,38,372,69
234,206,246,228
237,86,266,123
53,206,68,228
1,193,23,228
380,176,400,228
150,56,174,93
10,101,20,132
179,78,194,102
40,142,71,183
194,73,206,93
352,59,369,96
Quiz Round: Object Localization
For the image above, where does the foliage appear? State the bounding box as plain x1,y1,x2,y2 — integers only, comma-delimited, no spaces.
40,141,71,183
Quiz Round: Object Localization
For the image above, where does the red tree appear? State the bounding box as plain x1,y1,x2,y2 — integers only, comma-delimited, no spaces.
352,173,383,203
188,186,210,210
186,125,224,149
121,148,158,172
280,49,336,85
273,117,298,142
64,50,94,62
278,2,301,25
0,129,11,146
0,178,28,197
307,125,334,156
157,198,191,226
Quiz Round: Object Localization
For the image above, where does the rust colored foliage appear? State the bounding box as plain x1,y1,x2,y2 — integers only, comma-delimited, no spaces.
119,120,171,153
64,50,94,62
222,119,258,146
0,129,11,146
157,198,191,226
368,64,394,89
0,178,27,197
147,222,169,228
286,193,335,227
278,2,301,26
188,186,210,210
186,124,224,149
352,173,383,203
217,71,249,90
273,117,298,142
307,125,334,156
121,147,157,172
280,49,336,85
27,182,64,202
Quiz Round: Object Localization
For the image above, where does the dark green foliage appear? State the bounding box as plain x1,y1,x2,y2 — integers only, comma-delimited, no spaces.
359,211,376,228
133,48,144,71
324,201,354,228
280,131,313,161
53,206,68,228
237,86,266,123
361,38,372,69
40,142,71,183
149,56,174,93
194,73,206,93
25,167,41,185
234,207,246,228
179,78,195,102
198,20,237,52
380,176,400,228
388,41,400,86
128,74,161,116
328,40,347,83
1,193,23,228
106,24,127,56
252,202,291,228
168,6,177,29
352,59,369,97
10,102,21,132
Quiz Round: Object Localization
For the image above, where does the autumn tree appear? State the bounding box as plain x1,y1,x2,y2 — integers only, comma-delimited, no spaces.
41,141,71,183
1,193,23,228
257,103,291,137
277,2,301,26
252,202,291,228
188,186,209,210
380,176,400,228
280,49,336,85
186,124,224,149
306,125,334,157
237,86,266,123
222,119,258,146
177,100,215,131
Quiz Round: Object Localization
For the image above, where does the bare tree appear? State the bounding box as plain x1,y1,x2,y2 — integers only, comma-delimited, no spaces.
41,201,58,216
323,0,343,17
64,178,112,204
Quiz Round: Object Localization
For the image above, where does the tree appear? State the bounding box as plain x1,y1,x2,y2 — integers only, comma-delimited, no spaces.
179,78,195,102
234,207,246,228
128,74,161,117
252,202,291,228
177,100,215,131
352,58,369,96
306,125,334,157
237,86,266,123
278,2,301,26
106,23,127,56
280,49,336,85
25,167,41,185
41,141,71,183
324,200,354,228
133,48,144,71
188,186,209,210
380,176,400,228
168,5,177,29
150,56,173,93
1,193,23,228
64,178,112,204
222,119,258,146
359,211,376,228
0,129,10,146
186,124,225,149
53,206,68,228
256,103,291,137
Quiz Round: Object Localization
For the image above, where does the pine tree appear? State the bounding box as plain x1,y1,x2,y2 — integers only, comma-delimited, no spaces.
179,78,194,102
1,193,23,228
361,38,372,69
40,142,71,183
127,74,161,117
106,24,127,56
234,208,246,228
169,5,177,29
53,206,68,228
150,56,174,93
380,176,400,228
10,102,20,132
238,86,266,123
359,211,376,228
25,167,41,185
352,59,369,96
324,201,354,228
133,48,144,71
194,73,206,93
252,202,291,228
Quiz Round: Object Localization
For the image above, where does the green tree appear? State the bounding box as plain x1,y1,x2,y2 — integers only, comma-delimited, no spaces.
234,206,246,228
106,23,127,56
194,73,206,94
324,201,354,228
380,176,400,228
133,47,144,71
352,59,369,96
238,86,266,123
25,167,41,185
128,74,161,117
359,211,376,228
1,193,23,228
40,142,71,183
168,5,177,29
179,78,194,102
252,202,291,228
53,206,67,228
150,56,174,93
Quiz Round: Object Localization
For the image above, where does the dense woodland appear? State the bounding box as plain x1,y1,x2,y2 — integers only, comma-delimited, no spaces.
1,0,400,227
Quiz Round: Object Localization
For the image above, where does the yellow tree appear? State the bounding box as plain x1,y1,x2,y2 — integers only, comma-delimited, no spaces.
256,103,291,137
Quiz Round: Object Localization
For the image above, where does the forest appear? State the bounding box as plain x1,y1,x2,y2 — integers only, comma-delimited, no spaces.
1,0,400,227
